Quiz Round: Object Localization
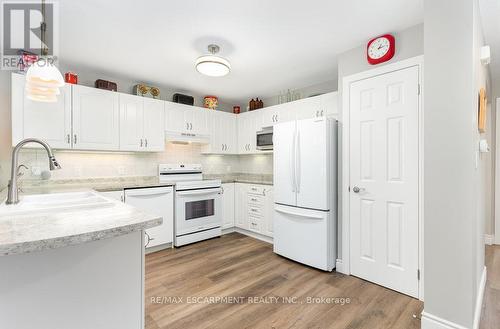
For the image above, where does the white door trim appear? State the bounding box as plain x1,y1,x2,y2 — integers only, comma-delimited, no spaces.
340,55,424,300
495,98,500,245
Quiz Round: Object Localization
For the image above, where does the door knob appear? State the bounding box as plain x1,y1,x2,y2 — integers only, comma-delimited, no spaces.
352,186,365,193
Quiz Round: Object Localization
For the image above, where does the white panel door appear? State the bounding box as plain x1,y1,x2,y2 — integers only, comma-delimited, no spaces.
119,93,144,151
296,118,329,211
222,183,235,229
72,85,120,150
143,98,165,152
11,73,72,148
273,120,297,207
349,66,419,297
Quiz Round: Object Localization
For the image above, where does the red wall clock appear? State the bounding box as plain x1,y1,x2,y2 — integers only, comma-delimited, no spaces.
367,34,395,65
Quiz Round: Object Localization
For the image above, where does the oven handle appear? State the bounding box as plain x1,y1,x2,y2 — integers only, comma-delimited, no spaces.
176,188,222,197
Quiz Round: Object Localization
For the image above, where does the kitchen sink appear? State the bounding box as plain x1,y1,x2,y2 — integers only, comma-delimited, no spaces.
0,191,113,216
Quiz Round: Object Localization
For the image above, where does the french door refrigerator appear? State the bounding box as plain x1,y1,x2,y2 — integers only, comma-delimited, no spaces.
273,117,337,271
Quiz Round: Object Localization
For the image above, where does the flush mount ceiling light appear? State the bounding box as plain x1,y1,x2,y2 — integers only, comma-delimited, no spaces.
195,44,231,77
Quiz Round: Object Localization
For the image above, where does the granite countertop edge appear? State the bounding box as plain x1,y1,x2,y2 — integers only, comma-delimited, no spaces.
0,216,162,257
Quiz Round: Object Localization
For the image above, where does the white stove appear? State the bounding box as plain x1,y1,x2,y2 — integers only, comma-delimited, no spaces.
159,164,222,247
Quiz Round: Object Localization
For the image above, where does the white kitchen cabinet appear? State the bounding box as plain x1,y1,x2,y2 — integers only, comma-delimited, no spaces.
294,92,338,120
235,183,248,229
164,102,208,136
125,187,174,249
237,110,262,154
235,183,274,237
143,98,166,151
203,111,237,154
221,183,235,229
100,190,124,202
11,73,72,148
120,94,165,152
72,84,120,151
260,104,294,128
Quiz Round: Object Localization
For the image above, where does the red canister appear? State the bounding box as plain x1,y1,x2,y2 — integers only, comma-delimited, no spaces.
233,106,241,114
64,72,78,84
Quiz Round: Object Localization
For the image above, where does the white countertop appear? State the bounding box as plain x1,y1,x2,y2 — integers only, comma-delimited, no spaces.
0,190,162,256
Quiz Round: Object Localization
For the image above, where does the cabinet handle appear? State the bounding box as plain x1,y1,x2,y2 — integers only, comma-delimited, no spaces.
145,139,148,147
74,134,77,144
66,134,70,144
140,139,143,147
120,195,124,202
186,122,189,130
189,123,193,130
316,110,319,117
321,110,324,116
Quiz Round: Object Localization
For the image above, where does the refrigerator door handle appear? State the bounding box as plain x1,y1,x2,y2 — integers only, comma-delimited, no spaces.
275,206,324,220
291,127,297,192
296,130,301,193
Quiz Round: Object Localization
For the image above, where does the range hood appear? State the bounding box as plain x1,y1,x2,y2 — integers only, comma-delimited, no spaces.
165,131,210,144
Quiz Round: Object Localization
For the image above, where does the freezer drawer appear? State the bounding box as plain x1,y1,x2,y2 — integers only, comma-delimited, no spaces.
273,204,336,271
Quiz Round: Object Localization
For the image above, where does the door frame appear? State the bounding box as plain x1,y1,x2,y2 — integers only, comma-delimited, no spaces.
340,55,424,300
495,98,500,245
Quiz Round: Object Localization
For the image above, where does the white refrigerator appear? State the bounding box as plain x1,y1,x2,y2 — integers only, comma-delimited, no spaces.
273,117,337,271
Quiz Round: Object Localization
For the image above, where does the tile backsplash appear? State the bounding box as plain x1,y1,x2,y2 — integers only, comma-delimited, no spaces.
17,143,273,181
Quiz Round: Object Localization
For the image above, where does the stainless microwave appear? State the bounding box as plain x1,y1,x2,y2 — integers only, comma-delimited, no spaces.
256,128,273,150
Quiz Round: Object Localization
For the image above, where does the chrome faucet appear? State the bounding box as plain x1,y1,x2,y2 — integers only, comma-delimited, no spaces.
6,138,61,205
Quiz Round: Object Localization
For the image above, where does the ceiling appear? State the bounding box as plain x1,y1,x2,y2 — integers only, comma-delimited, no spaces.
479,0,500,93
58,0,424,103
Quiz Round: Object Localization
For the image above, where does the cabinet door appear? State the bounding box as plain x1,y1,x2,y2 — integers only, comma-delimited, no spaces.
72,85,120,150
125,187,174,248
237,113,250,154
294,96,322,120
143,98,165,152
11,73,72,148
224,114,238,154
235,184,248,229
119,93,144,151
321,91,338,117
222,183,235,229
263,187,274,237
186,107,208,135
165,102,188,133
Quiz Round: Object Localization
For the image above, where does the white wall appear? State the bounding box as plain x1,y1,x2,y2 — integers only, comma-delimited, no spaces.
336,23,424,260
0,70,12,190
422,0,487,327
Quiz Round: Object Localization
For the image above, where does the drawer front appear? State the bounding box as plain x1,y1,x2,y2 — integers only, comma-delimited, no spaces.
248,216,262,233
248,185,266,196
247,194,264,206
248,205,262,217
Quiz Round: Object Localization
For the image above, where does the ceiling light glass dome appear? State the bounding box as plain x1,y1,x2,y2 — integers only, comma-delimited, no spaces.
195,44,231,77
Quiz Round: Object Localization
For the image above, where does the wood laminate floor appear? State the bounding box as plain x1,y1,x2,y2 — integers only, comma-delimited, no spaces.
145,233,423,329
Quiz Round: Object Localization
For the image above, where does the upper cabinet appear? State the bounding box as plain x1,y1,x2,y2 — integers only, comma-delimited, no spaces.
72,85,120,151
260,103,294,128
164,102,208,136
203,111,237,154
11,73,165,152
11,73,72,148
294,92,338,120
120,94,165,152
238,110,262,154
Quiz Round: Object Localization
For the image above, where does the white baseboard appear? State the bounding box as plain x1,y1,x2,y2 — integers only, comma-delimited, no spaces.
484,234,494,245
233,227,273,244
473,266,487,329
421,266,487,329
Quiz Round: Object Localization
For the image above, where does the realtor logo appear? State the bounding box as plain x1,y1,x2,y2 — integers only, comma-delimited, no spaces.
1,1,59,70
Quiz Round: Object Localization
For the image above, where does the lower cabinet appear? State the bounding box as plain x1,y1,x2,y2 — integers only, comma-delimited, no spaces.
234,183,274,238
221,183,235,229
101,188,174,249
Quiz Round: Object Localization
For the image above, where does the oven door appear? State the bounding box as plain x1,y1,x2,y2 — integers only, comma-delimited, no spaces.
175,187,222,236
